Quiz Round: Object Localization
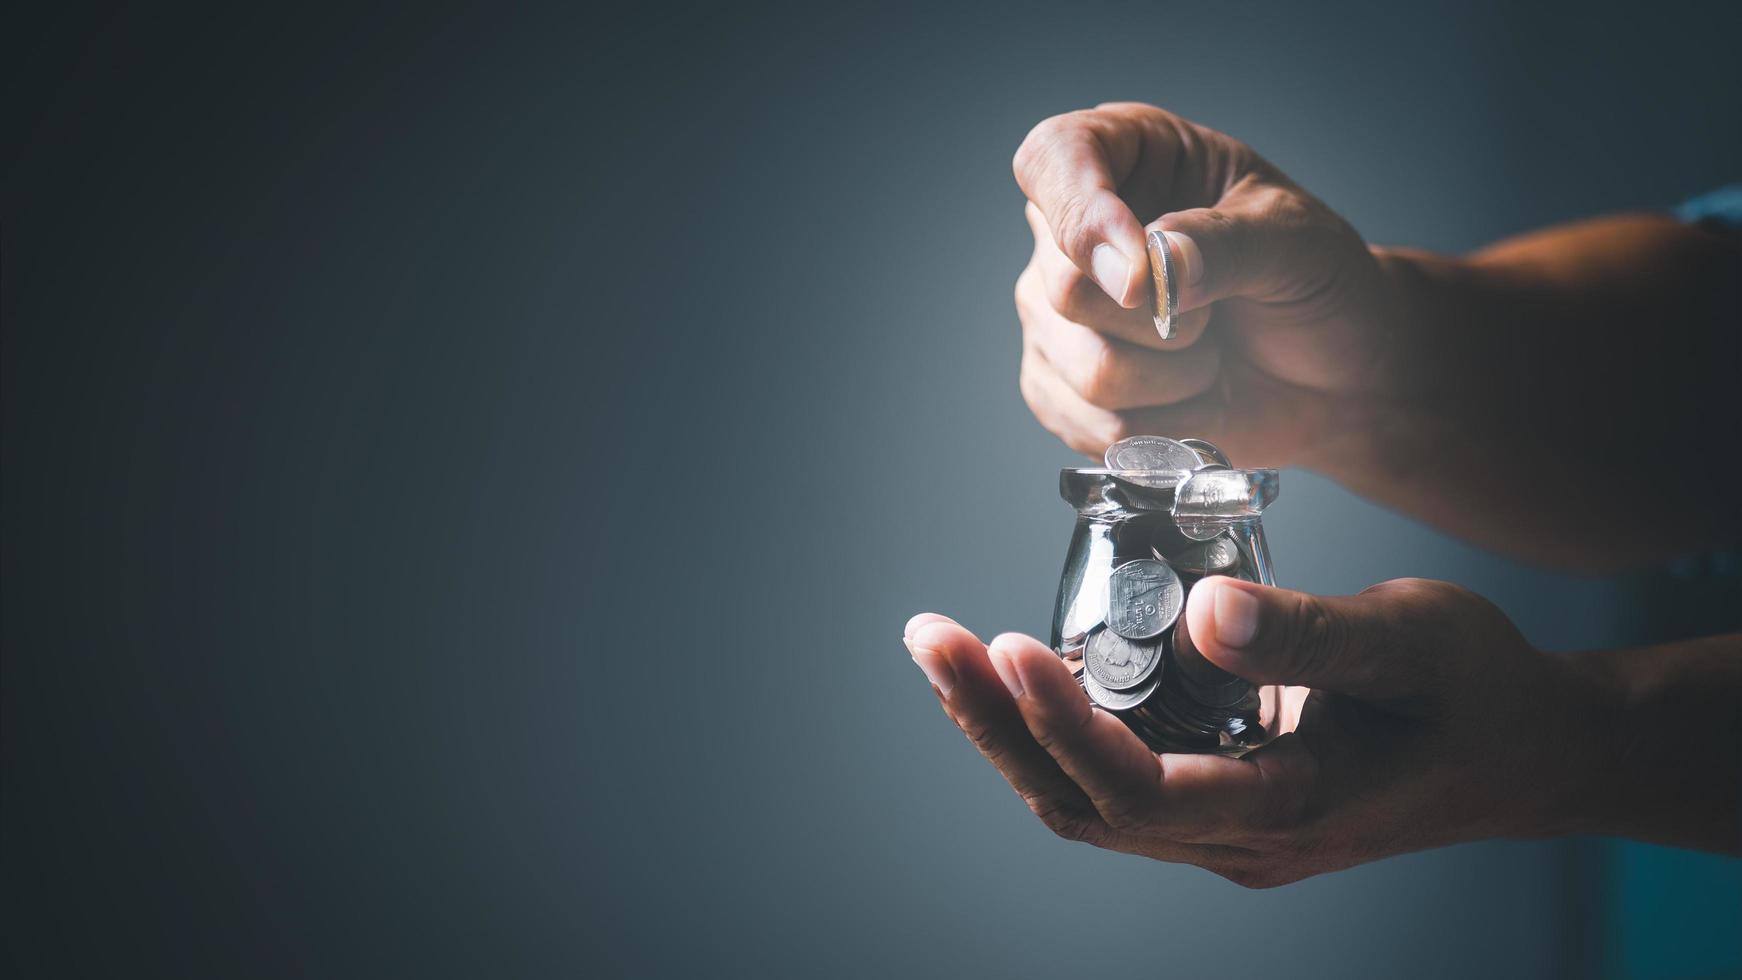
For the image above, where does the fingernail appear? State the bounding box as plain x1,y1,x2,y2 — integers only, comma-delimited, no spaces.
911,647,956,697
1211,581,1260,648
903,613,938,641
1090,243,1133,306
1162,230,1204,287
987,647,1024,699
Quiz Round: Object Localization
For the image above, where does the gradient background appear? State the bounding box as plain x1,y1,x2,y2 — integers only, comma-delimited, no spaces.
5,2,1740,977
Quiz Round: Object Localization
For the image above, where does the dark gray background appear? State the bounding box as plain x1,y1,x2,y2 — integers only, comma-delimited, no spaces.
5,2,1739,977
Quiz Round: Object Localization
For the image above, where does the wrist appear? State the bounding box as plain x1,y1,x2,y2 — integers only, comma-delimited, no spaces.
1294,246,1452,479
1521,649,1632,840
1541,640,1742,851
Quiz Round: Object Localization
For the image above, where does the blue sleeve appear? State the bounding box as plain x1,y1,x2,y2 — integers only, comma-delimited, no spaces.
1674,183,1742,231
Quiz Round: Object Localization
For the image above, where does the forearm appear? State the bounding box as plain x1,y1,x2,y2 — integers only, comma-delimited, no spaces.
1312,214,1741,570
1551,633,1742,853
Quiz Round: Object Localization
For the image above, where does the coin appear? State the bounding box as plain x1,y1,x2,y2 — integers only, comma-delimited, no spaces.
1146,230,1178,340
1137,689,1222,738
1158,535,1240,575
1082,663,1160,712
1103,435,1200,475
1131,696,1220,748
1104,559,1183,641
1084,623,1166,690
1175,520,1224,542
1107,472,1185,507
1179,437,1230,468
1170,466,1231,541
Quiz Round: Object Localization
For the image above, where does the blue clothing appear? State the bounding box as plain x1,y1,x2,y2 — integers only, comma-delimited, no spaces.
1674,183,1742,231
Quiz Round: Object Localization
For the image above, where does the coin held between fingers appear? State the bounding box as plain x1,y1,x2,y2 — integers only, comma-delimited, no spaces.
1146,230,1178,340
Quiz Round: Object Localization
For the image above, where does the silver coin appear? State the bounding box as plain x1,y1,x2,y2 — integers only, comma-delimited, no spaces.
1171,465,1234,541
1084,624,1165,691
1179,437,1230,468
1138,687,1223,738
1175,520,1223,542
1103,559,1183,641
1158,535,1240,575
1082,663,1160,711
1103,435,1200,475
1107,471,1185,506
1056,629,1092,657
1146,230,1178,340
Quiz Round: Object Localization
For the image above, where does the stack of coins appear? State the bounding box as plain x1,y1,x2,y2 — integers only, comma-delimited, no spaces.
1059,436,1267,754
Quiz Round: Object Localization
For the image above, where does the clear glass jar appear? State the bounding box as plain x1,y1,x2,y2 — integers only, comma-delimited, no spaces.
1050,445,1281,755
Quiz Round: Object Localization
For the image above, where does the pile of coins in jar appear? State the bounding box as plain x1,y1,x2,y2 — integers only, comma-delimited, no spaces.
1056,435,1272,755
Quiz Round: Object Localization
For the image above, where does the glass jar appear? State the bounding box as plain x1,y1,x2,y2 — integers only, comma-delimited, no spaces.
1050,440,1281,755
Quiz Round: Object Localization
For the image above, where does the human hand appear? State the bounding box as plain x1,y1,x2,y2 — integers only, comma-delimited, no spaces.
1012,105,1742,569
905,576,1607,886
1012,102,1391,467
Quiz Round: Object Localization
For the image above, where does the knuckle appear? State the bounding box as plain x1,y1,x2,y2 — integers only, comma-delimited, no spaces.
1026,702,1090,759
1018,356,1042,408
1073,338,1125,408
1363,577,1485,628
1192,208,1242,287
1241,763,1306,835
1252,185,1302,228
1095,797,1153,833
1052,814,1107,846
1217,865,1291,890
1042,263,1088,315
1198,207,1237,241
1011,128,1044,179
1013,114,1076,180
1029,797,1104,844
1289,594,1349,679
1362,576,1443,599
1015,264,1044,316
1027,722,1067,757
1097,411,1139,448
1211,864,1259,888
1065,429,1109,458
1403,577,1477,607
957,719,1005,758
1053,193,1097,262
1024,113,1070,145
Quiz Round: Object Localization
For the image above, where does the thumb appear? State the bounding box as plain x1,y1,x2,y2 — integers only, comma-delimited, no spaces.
1153,184,1313,312
1183,576,1419,698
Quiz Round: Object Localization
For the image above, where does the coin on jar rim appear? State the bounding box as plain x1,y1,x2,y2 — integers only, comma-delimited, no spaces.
1179,437,1231,468
1084,625,1166,691
1104,558,1184,641
1103,435,1200,476
1082,664,1161,712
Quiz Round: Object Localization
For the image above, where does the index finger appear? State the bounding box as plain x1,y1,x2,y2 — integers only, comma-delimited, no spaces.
1012,110,1150,309
1026,202,1214,351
